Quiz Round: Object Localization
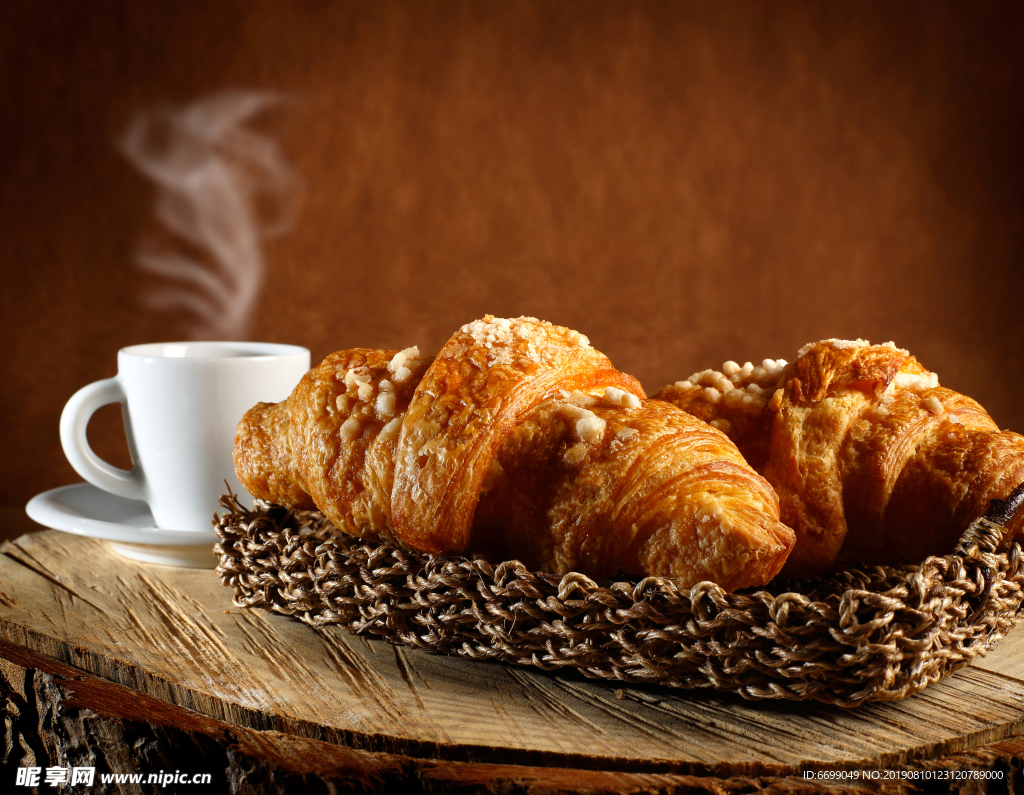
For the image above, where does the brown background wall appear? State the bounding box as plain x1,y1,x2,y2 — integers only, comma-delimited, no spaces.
3,2,1024,526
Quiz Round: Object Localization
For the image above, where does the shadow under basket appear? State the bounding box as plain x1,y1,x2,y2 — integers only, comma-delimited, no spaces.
213,485,1024,708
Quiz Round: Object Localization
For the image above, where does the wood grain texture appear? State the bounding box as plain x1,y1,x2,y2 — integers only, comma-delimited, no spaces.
4,638,1024,794
3,529,1024,780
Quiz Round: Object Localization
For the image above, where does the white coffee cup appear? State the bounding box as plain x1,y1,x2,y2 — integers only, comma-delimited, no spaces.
60,341,310,542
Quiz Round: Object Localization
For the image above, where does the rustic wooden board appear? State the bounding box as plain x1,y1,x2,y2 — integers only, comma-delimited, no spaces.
13,639,1022,795
2,529,1024,777
6,640,1023,795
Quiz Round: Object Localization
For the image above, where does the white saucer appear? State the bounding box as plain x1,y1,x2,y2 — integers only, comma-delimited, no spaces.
25,483,220,569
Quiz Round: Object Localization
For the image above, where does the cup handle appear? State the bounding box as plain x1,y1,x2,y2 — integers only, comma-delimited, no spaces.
59,378,147,502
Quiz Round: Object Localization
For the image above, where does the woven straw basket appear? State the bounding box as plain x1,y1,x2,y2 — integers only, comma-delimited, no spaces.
214,484,1024,707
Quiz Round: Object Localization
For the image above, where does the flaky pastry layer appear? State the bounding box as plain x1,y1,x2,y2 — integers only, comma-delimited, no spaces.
235,315,795,590
658,339,1024,576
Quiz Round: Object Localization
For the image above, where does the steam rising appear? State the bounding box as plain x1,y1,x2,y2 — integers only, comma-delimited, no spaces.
120,91,302,339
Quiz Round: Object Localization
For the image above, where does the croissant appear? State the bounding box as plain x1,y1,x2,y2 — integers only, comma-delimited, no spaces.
234,316,795,590
656,339,1024,577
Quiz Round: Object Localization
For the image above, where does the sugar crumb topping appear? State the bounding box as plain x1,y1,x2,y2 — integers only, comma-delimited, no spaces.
922,395,944,415
567,390,597,408
761,358,787,376
563,442,588,466
560,403,590,422
576,414,605,443
460,317,510,343
379,417,401,443
797,338,868,358
663,359,780,414
376,390,397,419
388,346,421,372
673,355,787,410
460,315,592,369
340,416,361,443
603,386,641,409
343,367,375,402
459,316,592,358
609,425,638,453
798,338,910,359
560,402,606,444
688,369,734,392
730,362,755,382
891,371,939,392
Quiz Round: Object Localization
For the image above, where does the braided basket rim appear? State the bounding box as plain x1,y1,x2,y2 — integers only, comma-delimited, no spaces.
214,486,1024,707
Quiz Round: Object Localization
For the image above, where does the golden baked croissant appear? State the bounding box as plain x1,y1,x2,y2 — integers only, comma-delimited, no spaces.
234,316,795,590
656,339,1024,577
